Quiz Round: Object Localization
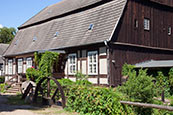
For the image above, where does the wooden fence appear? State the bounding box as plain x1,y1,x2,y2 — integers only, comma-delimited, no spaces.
120,101,173,111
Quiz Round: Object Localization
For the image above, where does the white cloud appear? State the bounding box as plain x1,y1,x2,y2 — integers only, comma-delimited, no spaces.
0,24,3,28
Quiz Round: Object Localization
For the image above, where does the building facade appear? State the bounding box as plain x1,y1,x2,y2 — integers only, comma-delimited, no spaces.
3,0,173,86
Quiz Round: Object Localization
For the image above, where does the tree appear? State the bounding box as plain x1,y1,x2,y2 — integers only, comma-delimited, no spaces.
0,27,16,44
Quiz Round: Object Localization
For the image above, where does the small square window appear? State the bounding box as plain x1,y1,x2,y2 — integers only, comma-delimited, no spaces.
168,27,172,36
144,18,150,30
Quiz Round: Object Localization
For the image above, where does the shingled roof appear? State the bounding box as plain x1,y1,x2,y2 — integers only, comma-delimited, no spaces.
0,44,9,63
4,0,127,57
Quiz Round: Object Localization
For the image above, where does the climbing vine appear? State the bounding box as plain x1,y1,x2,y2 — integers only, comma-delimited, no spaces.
37,51,59,83
26,51,60,83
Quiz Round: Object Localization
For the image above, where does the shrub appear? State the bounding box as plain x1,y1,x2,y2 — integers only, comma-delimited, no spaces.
156,71,170,98
0,83,7,93
0,76,5,83
118,67,156,115
75,80,92,86
169,68,173,95
75,71,88,81
26,68,40,82
66,85,134,115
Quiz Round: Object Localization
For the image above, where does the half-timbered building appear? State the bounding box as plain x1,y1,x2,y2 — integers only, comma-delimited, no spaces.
3,0,173,86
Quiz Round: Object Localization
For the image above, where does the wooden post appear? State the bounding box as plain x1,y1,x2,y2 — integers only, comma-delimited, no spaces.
47,78,50,97
161,90,165,102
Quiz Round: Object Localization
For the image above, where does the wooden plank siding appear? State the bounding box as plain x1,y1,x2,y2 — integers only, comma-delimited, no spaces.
150,0,173,7
109,0,173,86
109,44,173,87
113,0,173,49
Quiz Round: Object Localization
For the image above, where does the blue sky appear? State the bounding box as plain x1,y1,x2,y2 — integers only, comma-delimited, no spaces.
0,0,61,29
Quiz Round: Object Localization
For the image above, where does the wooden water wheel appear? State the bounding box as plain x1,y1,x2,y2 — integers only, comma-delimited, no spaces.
33,77,66,108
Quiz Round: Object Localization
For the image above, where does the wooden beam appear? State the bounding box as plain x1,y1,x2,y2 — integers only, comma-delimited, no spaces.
120,101,173,111
112,42,173,52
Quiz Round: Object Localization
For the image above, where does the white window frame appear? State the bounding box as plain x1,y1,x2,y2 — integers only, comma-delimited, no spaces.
68,53,77,75
17,59,23,73
26,57,32,69
144,18,150,30
88,51,98,75
8,59,13,75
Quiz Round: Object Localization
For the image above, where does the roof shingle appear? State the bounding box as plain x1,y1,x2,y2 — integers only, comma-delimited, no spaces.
4,0,127,56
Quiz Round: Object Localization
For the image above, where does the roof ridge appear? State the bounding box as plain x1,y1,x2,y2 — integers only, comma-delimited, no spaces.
18,0,112,29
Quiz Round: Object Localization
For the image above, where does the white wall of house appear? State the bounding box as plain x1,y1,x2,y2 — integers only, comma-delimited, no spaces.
65,47,108,85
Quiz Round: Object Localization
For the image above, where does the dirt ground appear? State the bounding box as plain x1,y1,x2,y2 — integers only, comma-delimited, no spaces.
0,93,75,115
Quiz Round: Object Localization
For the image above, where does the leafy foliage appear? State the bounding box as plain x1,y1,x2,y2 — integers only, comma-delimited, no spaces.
65,85,134,114
26,68,40,82
0,76,5,83
156,71,170,97
0,83,7,93
169,68,173,95
122,63,135,76
0,27,16,43
119,65,156,115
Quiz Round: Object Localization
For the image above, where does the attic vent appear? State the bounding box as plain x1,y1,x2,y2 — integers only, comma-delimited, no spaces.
54,32,59,37
33,36,37,42
88,24,94,30
15,40,18,45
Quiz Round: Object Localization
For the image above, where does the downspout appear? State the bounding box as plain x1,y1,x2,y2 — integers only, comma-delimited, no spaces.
104,0,127,86
104,40,111,86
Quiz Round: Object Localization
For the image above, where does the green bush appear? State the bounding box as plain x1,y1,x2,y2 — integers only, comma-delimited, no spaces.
118,67,156,115
26,68,40,82
75,80,92,86
169,68,173,95
0,83,7,93
156,71,170,97
57,78,134,114
75,72,88,81
66,85,134,115
0,76,5,83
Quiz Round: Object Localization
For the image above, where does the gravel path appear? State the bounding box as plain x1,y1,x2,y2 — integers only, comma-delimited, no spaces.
0,93,38,115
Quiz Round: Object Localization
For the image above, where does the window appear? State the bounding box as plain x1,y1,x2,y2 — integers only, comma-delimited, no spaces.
68,54,77,75
88,51,98,75
144,18,150,30
134,19,138,28
26,57,32,69
8,59,13,75
168,27,172,35
17,59,23,73
88,24,94,30
33,36,37,42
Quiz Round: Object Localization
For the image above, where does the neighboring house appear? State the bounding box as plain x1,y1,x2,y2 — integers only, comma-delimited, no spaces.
3,0,173,86
0,44,9,77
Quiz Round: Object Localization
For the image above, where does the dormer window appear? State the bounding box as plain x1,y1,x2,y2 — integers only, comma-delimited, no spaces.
15,40,18,45
144,18,150,31
88,24,94,30
168,27,172,36
54,32,59,37
33,36,37,42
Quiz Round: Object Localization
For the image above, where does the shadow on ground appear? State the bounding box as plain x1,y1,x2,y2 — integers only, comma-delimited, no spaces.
0,93,51,113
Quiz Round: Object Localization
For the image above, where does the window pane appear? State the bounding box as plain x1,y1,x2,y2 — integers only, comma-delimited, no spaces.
89,56,92,63
89,65,92,73
93,54,96,63
93,64,96,73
